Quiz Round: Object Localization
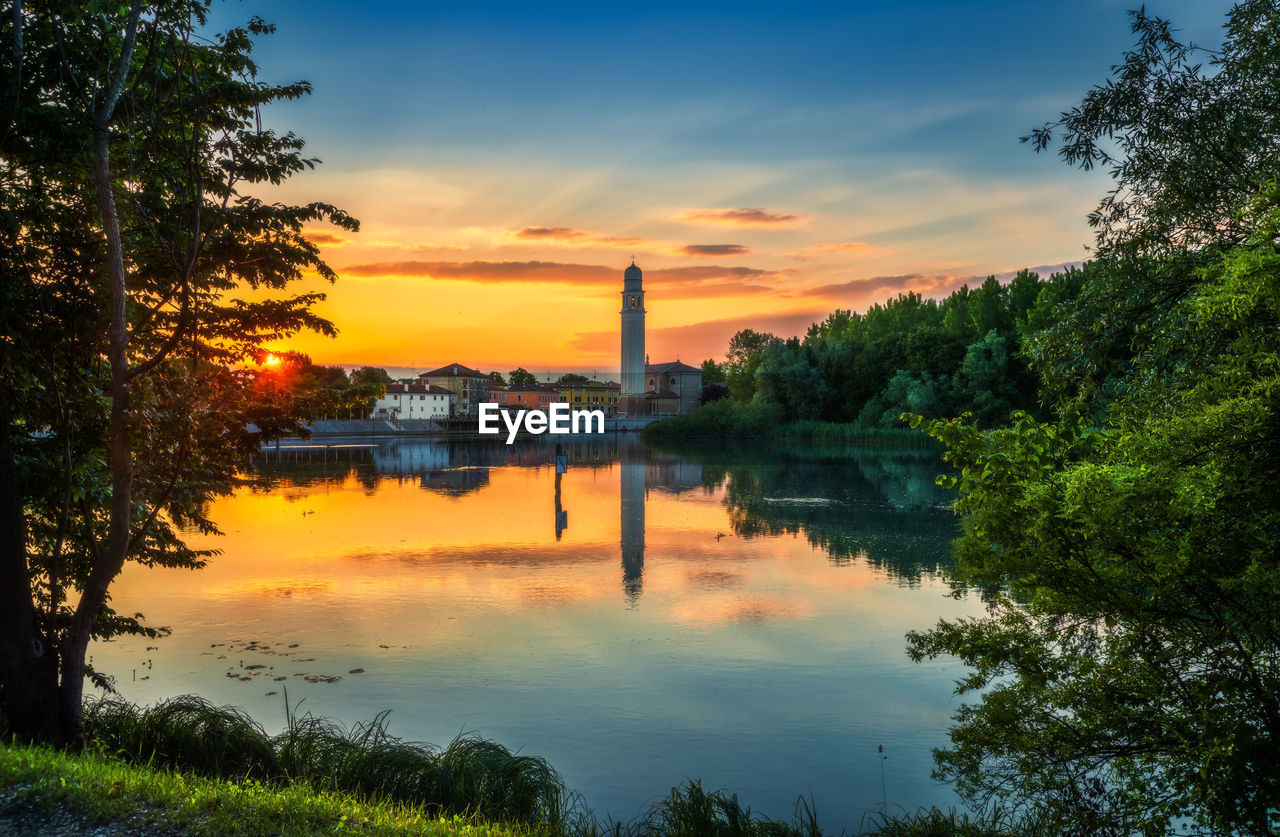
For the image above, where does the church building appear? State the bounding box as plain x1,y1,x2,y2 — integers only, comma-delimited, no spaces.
619,261,702,417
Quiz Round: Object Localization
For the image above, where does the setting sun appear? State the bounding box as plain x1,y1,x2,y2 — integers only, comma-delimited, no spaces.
264,354,282,367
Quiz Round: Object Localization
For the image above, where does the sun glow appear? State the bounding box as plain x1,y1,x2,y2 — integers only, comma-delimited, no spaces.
264,354,282,367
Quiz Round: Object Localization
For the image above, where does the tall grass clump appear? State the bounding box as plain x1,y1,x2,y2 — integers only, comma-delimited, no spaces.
84,695,278,780
83,695,573,829
276,708,569,826
859,806,1041,836
624,780,824,837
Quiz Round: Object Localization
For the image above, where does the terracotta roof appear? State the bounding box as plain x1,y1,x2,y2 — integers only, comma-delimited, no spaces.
554,379,615,389
645,361,701,375
386,383,454,395
506,384,559,394
419,362,486,379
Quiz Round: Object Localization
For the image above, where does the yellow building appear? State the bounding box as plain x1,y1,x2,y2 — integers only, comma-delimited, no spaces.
554,380,621,416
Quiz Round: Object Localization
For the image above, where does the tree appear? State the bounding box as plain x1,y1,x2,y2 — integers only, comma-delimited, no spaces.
699,358,726,383
487,370,507,387
351,366,393,387
555,372,588,386
908,4,1280,831
723,329,777,402
507,367,537,388
752,340,829,422
0,1,355,745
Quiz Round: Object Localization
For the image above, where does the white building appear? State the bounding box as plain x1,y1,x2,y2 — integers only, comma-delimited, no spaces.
374,383,455,420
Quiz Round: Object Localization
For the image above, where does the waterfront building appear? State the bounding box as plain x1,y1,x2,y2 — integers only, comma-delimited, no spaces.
644,360,702,415
555,380,621,415
374,383,455,420
418,362,491,416
500,383,559,412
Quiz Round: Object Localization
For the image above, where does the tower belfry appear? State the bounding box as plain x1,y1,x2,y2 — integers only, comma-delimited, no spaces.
620,260,646,415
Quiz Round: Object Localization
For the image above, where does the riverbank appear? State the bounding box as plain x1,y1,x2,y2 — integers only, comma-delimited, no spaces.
0,696,1032,836
0,740,1026,837
640,400,937,448
0,742,526,836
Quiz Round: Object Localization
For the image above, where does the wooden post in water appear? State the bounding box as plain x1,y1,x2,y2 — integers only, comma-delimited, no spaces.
554,443,568,540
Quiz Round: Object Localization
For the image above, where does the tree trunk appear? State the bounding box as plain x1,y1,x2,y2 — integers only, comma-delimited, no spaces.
0,378,62,744
52,123,140,751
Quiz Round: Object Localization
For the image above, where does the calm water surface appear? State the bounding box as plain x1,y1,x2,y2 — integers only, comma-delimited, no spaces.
93,435,984,830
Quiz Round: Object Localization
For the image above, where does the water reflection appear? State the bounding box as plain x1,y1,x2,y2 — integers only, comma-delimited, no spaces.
651,441,954,586
117,434,979,830
253,436,951,592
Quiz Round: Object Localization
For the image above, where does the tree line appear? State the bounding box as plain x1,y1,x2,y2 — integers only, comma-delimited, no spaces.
694,267,1083,432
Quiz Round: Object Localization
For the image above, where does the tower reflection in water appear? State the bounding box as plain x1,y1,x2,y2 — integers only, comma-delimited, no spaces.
620,449,645,602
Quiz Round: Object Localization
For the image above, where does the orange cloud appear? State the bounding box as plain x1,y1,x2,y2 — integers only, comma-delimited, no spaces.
799,261,1082,305
339,259,789,288
676,207,808,228
506,227,647,248
790,241,879,260
303,231,347,246
341,259,615,284
566,308,830,361
677,244,752,257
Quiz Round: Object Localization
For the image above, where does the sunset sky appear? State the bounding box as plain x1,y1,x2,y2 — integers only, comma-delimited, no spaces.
217,0,1229,372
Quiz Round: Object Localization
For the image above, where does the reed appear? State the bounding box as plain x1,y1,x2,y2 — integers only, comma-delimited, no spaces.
620,780,824,837
84,695,571,828
77,695,1045,836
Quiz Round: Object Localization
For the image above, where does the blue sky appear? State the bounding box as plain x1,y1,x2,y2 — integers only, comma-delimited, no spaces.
210,0,1235,367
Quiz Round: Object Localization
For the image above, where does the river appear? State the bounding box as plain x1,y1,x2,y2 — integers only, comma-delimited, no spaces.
91,434,984,831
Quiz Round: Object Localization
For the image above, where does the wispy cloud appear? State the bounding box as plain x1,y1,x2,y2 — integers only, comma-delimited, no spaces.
790,241,879,260
677,244,752,257
303,231,347,246
340,259,790,288
566,308,830,361
340,260,615,284
675,207,809,228
505,226,647,248
800,261,1081,304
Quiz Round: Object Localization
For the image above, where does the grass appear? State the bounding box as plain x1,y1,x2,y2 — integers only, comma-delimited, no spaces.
84,694,574,828
0,740,536,836
0,695,1052,836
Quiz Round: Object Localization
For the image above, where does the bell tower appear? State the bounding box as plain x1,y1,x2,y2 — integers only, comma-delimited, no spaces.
620,260,645,413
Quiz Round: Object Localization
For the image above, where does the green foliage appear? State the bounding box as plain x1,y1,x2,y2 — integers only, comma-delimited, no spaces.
1023,4,1280,258
724,329,779,401
267,360,386,420
713,274,1061,432
906,3,1280,830
753,340,831,421
0,0,356,743
555,373,589,386
700,358,727,383
489,371,509,387
353,366,395,387
508,368,538,388
641,398,783,440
